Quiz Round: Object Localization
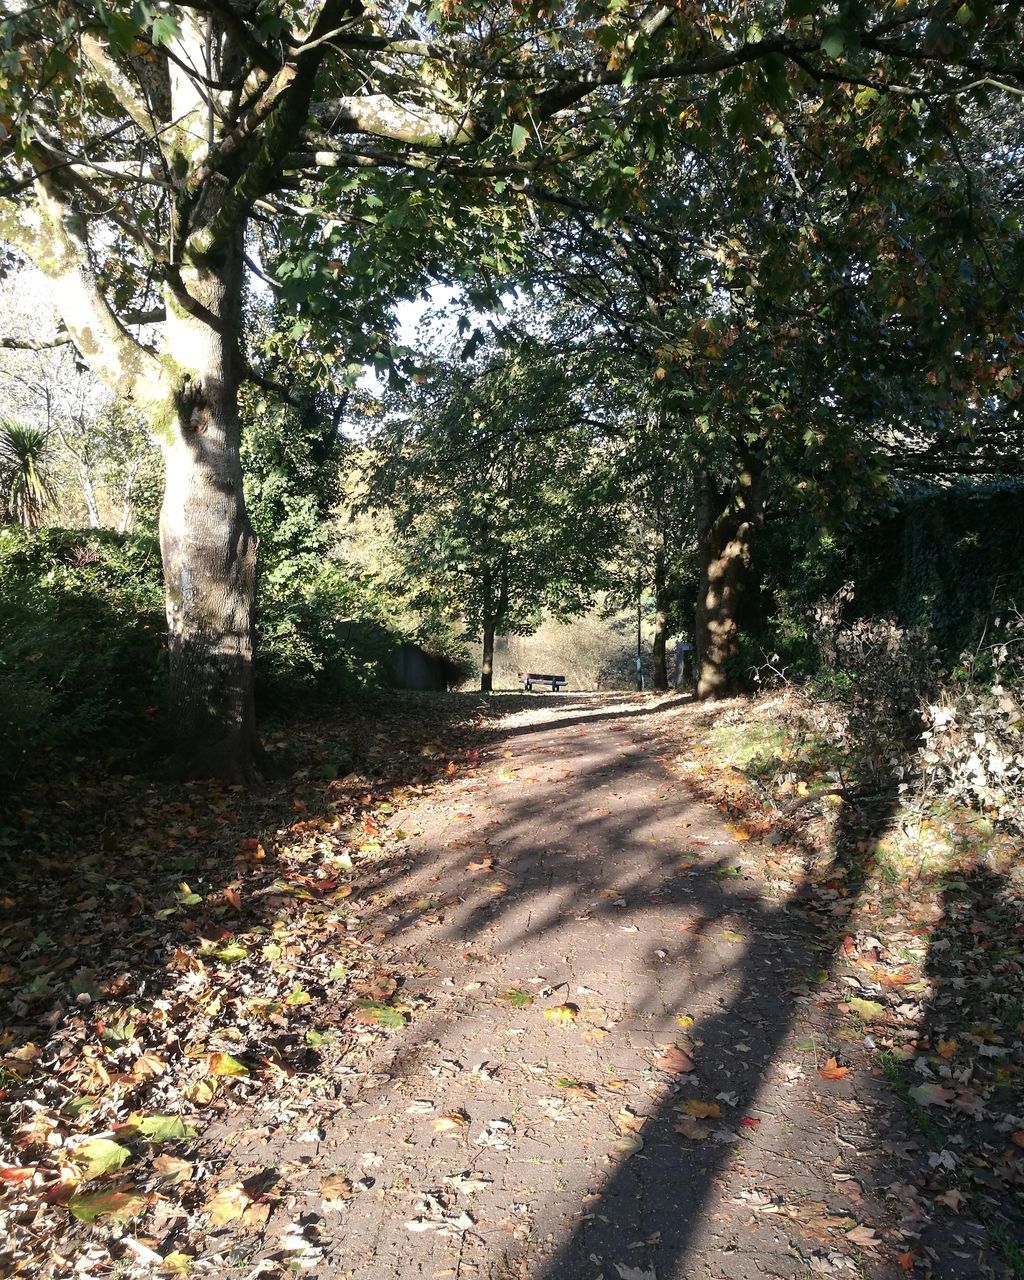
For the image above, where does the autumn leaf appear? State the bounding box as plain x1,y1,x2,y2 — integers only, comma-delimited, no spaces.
909,1082,956,1107
354,1000,409,1028
152,1154,193,1185
557,1079,598,1100
320,1171,353,1206
654,1045,695,1074
204,1183,269,1228
135,1115,197,1143
72,1137,131,1179
498,988,534,1007
69,1189,146,1223
847,997,886,1022
936,1038,957,1058
676,1099,720,1118
739,1116,761,1128
431,1111,469,1134
614,1108,645,1136
818,1057,851,1080
607,1133,644,1162
207,1052,248,1077
674,1116,712,1140
543,1002,579,1024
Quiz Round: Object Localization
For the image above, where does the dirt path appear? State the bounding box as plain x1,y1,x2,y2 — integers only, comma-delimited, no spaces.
207,695,994,1279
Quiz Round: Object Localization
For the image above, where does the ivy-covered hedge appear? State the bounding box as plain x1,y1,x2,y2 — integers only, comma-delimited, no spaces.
855,481,1024,668
756,481,1024,680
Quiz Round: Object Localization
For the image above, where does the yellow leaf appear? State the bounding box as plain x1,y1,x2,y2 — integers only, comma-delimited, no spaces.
543,1003,579,1024
208,1052,248,1077
678,1100,720,1118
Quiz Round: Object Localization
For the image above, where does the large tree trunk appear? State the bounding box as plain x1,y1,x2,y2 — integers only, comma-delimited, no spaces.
481,617,496,693
159,234,260,781
652,545,669,692
694,456,764,700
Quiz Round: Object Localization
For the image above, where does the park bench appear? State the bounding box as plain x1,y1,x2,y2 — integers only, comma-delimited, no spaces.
522,672,567,692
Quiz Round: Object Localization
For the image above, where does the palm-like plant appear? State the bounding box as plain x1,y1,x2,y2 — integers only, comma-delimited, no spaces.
0,421,56,528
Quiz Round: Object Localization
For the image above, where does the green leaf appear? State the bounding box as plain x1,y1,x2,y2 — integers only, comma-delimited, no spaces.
69,1189,146,1223
74,1137,132,1179
847,997,886,1022
136,1115,197,1143
821,26,845,58
150,12,182,45
510,123,528,155
499,988,534,1007
354,999,408,1028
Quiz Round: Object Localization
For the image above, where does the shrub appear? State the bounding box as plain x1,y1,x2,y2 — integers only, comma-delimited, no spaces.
0,526,167,790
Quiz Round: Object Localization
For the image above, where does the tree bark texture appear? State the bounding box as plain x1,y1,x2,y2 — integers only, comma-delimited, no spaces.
694,457,764,700
159,233,260,780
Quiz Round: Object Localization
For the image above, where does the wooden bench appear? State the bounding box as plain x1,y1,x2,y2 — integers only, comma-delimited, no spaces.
522,672,567,692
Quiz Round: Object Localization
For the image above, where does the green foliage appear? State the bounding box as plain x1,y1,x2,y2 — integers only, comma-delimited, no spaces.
755,482,1024,683
367,333,622,658
0,421,56,528
0,526,166,790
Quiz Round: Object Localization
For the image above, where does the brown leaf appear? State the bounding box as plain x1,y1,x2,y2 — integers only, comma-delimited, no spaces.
654,1045,695,1074
431,1112,469,1134
320,1171,353,1206
818,1057,851,1080
673,1116,712,1140
614,1108,645,1136
152,1154,193,1186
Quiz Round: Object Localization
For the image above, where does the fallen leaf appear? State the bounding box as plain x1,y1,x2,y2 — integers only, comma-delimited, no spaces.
72,1137,131,1180
207,1052,248,1077
320,1172,353,1206
431,1112,469,1134
847,997,886,1022
136,1115,197,1143
674,1116,712,1140
614,1108,645,1136
152,1154,193,1185
499,988,534,1007
353,1000,409,1029
654,1045,695,1074
677,1100,720,1118
543,1003,579,1024
818,1057,851,1080
909,1082,956,1107
68,1189,146,1223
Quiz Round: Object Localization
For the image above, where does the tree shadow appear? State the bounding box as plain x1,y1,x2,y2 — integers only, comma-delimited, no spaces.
876,862,1024,1273
265,697,910,1280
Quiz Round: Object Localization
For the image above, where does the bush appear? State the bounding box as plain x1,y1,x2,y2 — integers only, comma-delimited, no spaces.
0,526,167,789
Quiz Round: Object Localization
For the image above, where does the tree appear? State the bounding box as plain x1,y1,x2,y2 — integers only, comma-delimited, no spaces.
368,335,618,690
1,3,1020,772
